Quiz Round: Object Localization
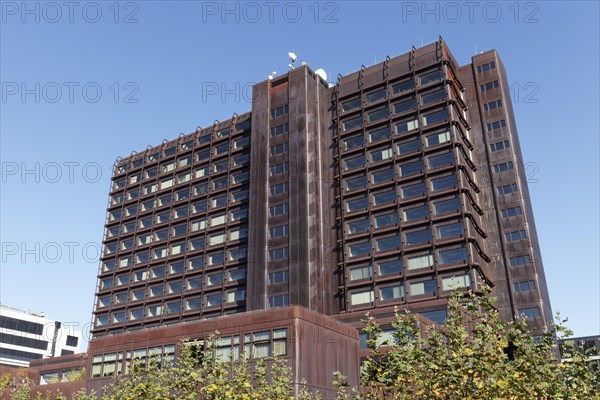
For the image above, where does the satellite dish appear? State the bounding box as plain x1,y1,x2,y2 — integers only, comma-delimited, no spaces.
315,68,328,82
288,52,298,62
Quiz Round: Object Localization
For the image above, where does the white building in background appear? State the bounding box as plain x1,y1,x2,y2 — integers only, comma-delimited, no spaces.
0,304,82,368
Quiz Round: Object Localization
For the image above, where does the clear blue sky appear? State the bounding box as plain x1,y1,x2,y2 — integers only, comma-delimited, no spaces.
1,1,598,348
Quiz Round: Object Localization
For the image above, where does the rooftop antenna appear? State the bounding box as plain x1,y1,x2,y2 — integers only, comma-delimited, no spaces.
288,51,298,69
268,71,277,80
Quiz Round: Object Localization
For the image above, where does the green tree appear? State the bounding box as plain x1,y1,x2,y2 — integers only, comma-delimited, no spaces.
335,287,600,400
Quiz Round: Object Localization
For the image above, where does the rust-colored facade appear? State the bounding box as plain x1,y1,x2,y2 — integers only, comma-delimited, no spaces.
75,38,553,398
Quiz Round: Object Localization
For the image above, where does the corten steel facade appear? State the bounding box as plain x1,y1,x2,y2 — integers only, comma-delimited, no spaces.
87,38,552,394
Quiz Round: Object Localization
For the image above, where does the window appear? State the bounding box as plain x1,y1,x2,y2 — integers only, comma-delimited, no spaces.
348,241,371,258
425,131,451,147
343,134,364,150
350,290,374,306
270,162,288,176
227,290,245,303
369,126,391,143
347,218,370,234
505,230,527,242
212,177,228,190
405,228,431,245
428,152,454,169
399,160,423,177
213,159,229,173
270,142,288,156
214,143,229,156
206,294,223,307
229,227,247,242
371,168,395,184
376,236,401,252
188,257,204,271
378,259,403,275
430,174,457,191
268,247,288,261
209,232,225,246
195,166,209,179
366,88,386,103
186,297,201,311
168,281,183,294
421,88,445,105
401,182,426,199
392,79,414,94
149,285,164,298
419,70,443,85
347,196,369,211
342,116,363,132
374,212,398,229
233,135,250,149
410,279,437,296
211,214,226,226
394,98,416,114
484,99,503,111
397,139,421,155
380,284,405,301
208,252,224,266
271,104,288,118
230,208,247,222
270,182,289,196
513,280,536,293
502,206,523,218
268,294,289,308
477,61,496,73
396,118,419,134
370,147,394,163
269,203,288,217
480,80,499,92
228,268,246,282
494,161,514,173
229,247,247,261
423,109,448,126
345,175,367,191
268,270,289,284
233,153,249,167
490,139,510,152
509,255,531,267
231,190,249,203
442,274,471,291
372,190,396,206
207,273,223,286
436,221,464,239
345,155,366,170
403,204,429,221
270,123,289,137
133,269,148,282
407,253,434,270
269,225,289,239
342,97,361,112
518,307,541,319
439,247,468,265
487,119,506,132
349,265,372,281
146,304,162,318
498,183,518,195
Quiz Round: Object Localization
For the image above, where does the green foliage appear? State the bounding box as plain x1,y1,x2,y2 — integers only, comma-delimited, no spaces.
0,373,12,390
333,287,600,400
99,334,303,400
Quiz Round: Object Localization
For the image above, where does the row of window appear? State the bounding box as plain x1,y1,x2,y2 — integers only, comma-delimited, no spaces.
344,173,458,213
347,246,469,281
95,290,246,327
343,153,456,191
340,69,445,113
346,196,462,235
104,217,247,255
107,207,248,244
342,124,452,151
341,107,448,133
346,220,466,258
487,119,506,132
349,272,471,306
477,61,496,74
98,268,246,307
113,169,250,205
114,122,251,175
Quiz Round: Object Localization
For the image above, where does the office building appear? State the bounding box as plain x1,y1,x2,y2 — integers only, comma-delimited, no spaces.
83,38,554,393
0,304,81,369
